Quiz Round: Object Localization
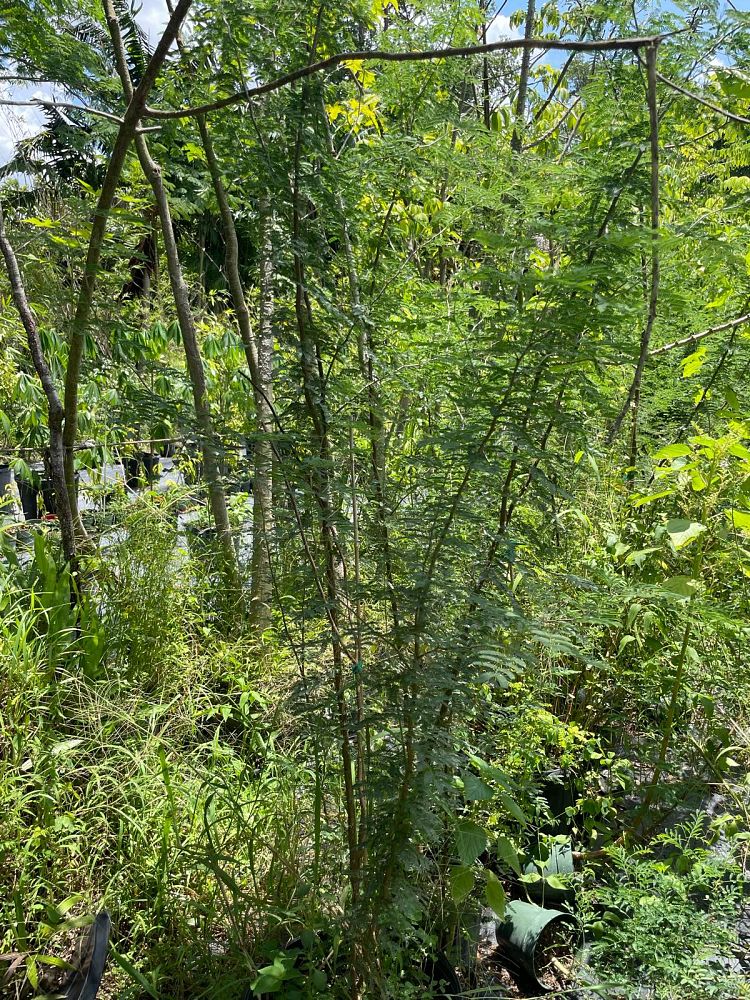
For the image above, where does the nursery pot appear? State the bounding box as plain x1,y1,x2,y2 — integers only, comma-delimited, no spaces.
523,841,576,905
41,473,79,515
539,768,577,832
141,450,160,482
41,478,56,515
17,464,42,521
125,455,141,490
494,900,581,992
63,910,110,999
0,464,13,512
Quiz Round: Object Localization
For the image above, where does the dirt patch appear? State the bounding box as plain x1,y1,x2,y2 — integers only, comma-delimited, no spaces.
534,918,579,991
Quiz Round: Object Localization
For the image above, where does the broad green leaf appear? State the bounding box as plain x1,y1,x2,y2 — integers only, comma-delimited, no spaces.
715,67,750,99
617,634,636,655
665,519,706,550
690,470,708,492
545,874,569,890
661,576,700,598
26,957,38,989
461,772,494,801
484,870,506,916
496,835,521,875
311,969,327,991
631,489,673,507
499,792,528,826
625,547,659,566
726,509,750,532
681,347,707,377
449,865,475,902
653,444,691,460
455,820,488,865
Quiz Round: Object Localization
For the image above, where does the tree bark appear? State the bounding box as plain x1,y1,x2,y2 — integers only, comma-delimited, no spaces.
197,118,275,627
62,0,193,524
105,0,243,609
0,204,77,575
251,192,276,627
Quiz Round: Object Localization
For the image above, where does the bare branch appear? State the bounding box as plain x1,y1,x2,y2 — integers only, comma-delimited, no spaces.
656,69,750,125
0,97,125,125
650,312,750,356
142,33,665,120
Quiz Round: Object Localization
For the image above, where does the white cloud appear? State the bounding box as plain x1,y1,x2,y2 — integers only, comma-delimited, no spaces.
486,14,522,44
0,81,49,168
134,0,171,48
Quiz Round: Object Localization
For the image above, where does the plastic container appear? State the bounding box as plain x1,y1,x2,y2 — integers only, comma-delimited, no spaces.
523,841,576,905
494,900,581,992
63,910,110,998
0,464,14,512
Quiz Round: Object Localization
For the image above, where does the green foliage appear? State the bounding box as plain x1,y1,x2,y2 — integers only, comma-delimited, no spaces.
2,0,750,997
586,819,748,999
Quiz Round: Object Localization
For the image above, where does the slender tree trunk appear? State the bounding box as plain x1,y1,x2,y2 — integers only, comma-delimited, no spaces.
511,0,536,152
481,1,491,129
251,193,276,626
320,104,400,635
62,0,193,524
197,117,275,625
291,89,360,906
607,42,661,444
0,205,77,575
105,0,243,608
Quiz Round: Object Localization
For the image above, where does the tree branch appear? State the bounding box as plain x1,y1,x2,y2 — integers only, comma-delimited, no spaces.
656,69,750,126
0,97,162,132
142,34,665,120
650,312,750,356
0,202,78,571
61,0,192,519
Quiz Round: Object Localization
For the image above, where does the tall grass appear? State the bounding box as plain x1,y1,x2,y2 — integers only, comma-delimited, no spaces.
0,510,343,999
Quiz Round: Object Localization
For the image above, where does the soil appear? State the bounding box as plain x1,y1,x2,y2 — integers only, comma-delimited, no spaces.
534,918,579,991
475,933,524,997
473,915,580,997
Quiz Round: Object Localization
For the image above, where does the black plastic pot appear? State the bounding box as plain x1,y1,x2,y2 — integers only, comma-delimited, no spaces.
63,910,110,999
0,464,14,512
40,473,79,515
539,768,577,832
41,477,56,515
17,467,41,521
523,841,576,905
494,900,581,992
141,451,160,482
125,456,141,490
